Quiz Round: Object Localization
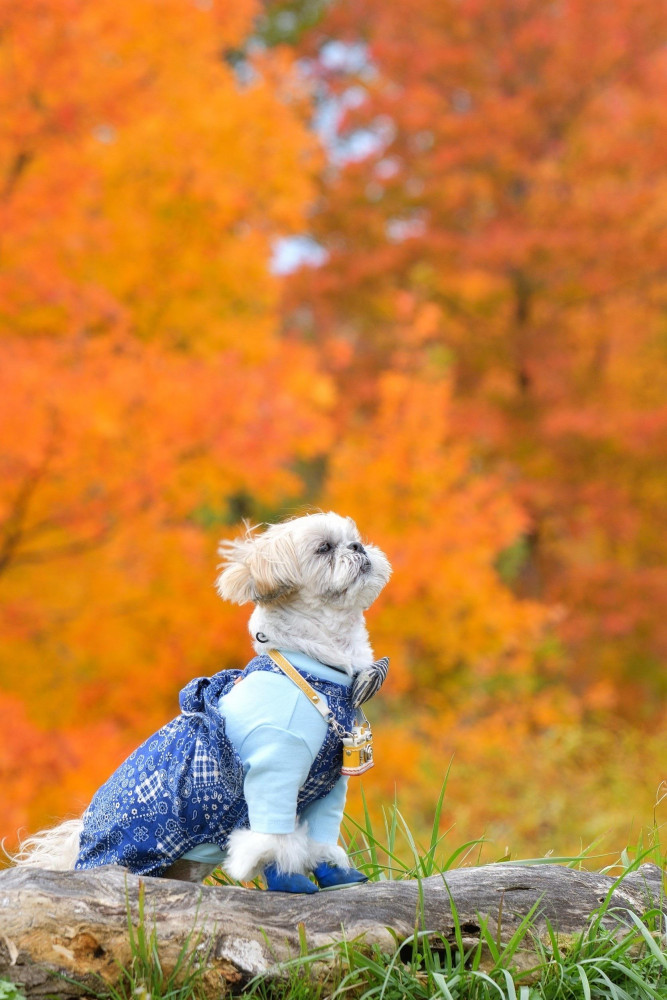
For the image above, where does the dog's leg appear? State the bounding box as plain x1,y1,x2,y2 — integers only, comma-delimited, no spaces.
224,824,311,882
309,847,368,888
220,699,322,891
225,825,318,894
300,779,368,888
307,840,351,868
161,859,219,882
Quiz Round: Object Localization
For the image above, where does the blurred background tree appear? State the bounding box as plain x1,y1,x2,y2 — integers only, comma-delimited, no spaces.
282,0,667,849
0,0,332,829
1,0,665,860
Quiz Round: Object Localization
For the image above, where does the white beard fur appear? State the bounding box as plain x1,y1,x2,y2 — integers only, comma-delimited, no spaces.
249,600,374,674
11,513,391,882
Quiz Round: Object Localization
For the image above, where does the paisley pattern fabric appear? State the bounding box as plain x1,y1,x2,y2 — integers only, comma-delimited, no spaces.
75,654,357,876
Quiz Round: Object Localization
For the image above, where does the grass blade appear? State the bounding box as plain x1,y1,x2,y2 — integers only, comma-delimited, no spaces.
623,911,667,969
575,963,593,1000
432,971,461,999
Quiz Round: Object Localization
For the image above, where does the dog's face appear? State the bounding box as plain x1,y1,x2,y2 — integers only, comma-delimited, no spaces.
216,512,391,611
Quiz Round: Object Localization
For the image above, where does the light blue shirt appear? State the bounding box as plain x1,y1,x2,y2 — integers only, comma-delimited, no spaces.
182,651,351,863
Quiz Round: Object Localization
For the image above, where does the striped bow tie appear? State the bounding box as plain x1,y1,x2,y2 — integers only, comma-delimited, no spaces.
350,656,390,707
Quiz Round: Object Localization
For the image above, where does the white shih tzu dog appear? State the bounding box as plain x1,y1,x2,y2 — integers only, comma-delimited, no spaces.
13,512,391,893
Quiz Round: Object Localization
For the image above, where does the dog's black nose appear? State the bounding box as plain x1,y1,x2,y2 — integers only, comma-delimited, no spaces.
348,542,366,554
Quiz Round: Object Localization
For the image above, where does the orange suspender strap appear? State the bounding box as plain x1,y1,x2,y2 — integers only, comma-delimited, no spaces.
266,649,334,724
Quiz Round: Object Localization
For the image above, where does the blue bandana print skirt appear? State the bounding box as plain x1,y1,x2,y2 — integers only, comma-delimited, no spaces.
75,655,357,876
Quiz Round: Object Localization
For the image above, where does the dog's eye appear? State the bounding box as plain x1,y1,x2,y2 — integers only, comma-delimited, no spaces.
316,541,333,554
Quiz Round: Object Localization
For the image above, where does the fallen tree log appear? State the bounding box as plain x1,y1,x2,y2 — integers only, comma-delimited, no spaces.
0,863,664,997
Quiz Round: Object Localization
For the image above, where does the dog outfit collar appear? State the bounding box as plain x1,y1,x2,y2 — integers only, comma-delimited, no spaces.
277,648,352,686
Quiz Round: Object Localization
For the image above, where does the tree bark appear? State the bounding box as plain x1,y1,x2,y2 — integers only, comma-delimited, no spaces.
0,863,663,997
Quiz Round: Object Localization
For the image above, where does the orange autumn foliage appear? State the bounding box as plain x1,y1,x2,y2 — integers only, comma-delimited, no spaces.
285,0,667,855
290,0,667,719
326,371,546,694
0,0,331,841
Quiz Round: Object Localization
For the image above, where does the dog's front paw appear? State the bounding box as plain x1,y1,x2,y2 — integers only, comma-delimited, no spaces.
312,861,368,889
264,863,318,893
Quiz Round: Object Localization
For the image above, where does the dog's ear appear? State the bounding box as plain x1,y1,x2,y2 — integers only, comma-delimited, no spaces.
216,536,256,605
216,527,300,605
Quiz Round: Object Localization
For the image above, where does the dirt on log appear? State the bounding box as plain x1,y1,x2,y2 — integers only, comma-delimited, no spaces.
0,863,664,997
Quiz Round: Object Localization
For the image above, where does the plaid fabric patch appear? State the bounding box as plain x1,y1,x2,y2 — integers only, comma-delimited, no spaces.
156,822,189,857
136,771,163,805
191,738,221,787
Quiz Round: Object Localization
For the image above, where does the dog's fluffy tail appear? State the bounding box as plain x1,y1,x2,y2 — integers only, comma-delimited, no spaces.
9,818,83,871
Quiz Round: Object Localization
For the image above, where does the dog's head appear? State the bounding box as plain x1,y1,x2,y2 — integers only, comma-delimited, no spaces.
216,512,391,611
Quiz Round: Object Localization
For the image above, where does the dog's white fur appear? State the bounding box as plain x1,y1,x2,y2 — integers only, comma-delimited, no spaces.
10,818,83,872
12,512,391,880
224,826,350,881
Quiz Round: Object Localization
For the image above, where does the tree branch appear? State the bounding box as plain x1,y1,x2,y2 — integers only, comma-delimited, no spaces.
0,863,663,997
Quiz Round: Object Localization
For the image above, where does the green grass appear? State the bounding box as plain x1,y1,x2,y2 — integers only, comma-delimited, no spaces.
73,785,666,1000
0,981,26,1000
76,881,211,1000
244,784,666,1000
244,915,667,1000
242,895,666,998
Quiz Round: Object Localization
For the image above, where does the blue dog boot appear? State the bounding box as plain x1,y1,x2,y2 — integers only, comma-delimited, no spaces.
312,861,369,890
263,863,319,894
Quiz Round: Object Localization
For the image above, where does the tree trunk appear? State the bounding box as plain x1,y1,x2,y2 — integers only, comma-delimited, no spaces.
0,863,663,997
